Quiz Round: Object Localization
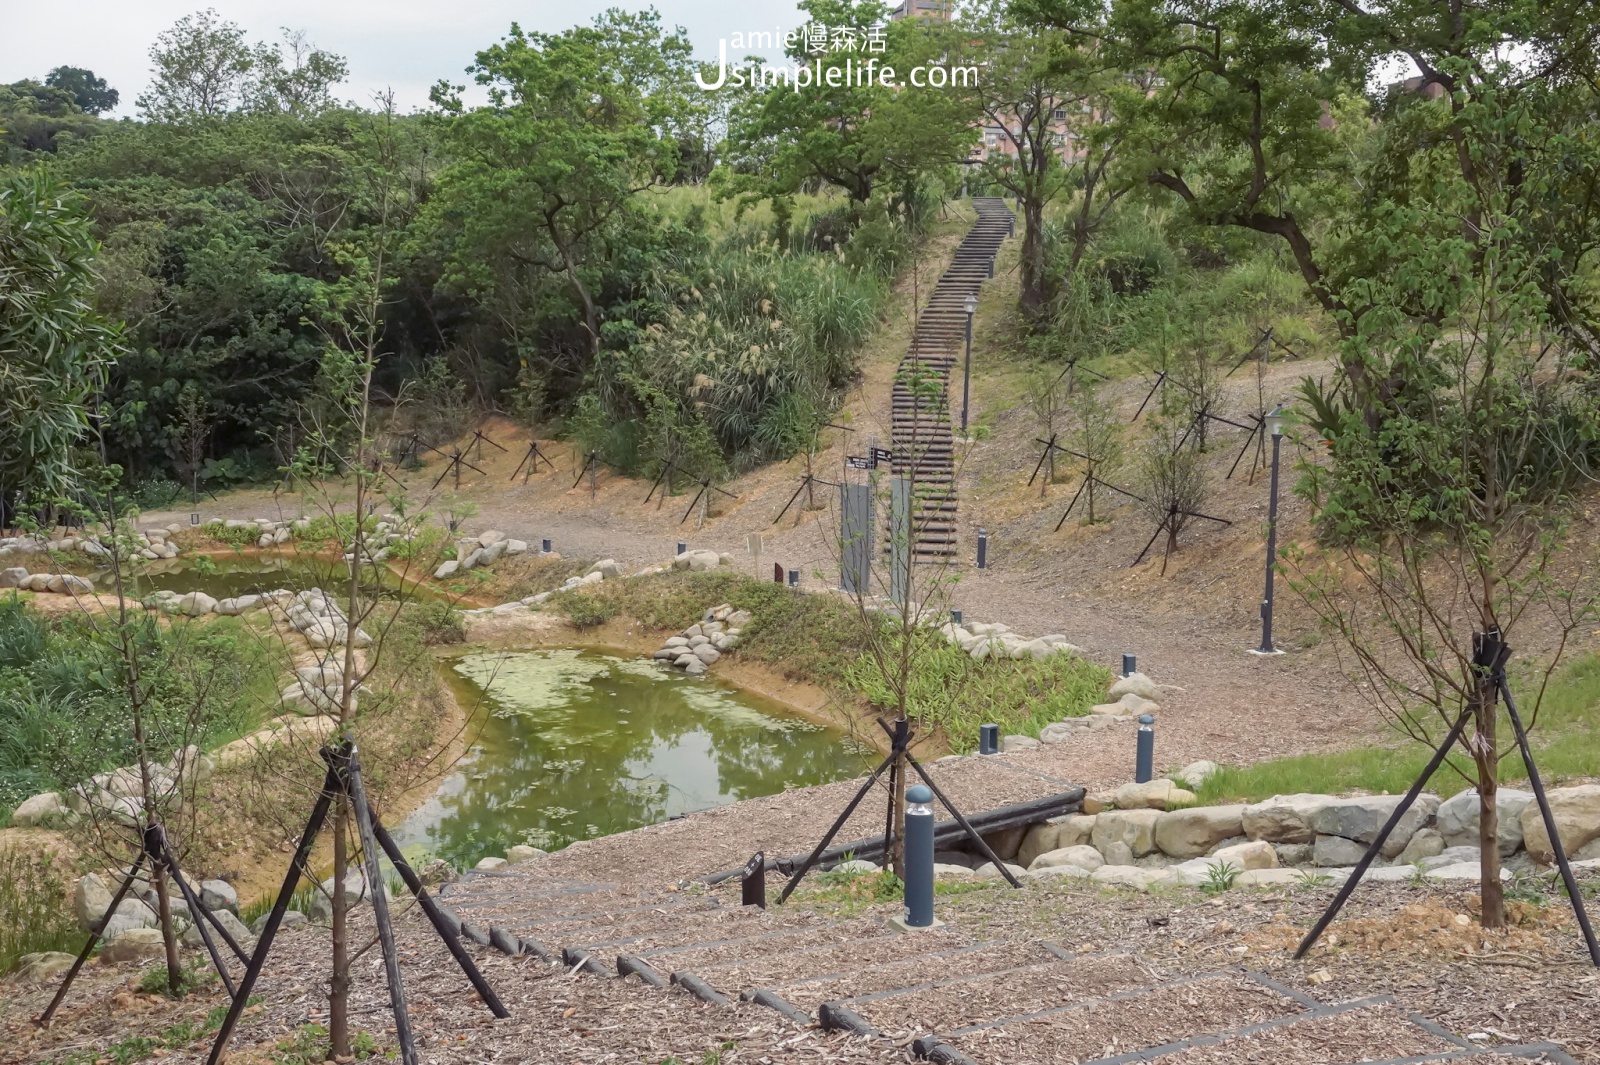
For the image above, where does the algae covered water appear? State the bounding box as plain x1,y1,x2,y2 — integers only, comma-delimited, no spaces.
391,648,867,869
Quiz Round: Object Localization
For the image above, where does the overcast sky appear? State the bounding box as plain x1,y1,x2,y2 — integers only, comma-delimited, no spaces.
3,1,804,117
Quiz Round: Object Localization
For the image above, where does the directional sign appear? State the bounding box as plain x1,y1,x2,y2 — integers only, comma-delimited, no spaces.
846,455,874,470
871,447,893,465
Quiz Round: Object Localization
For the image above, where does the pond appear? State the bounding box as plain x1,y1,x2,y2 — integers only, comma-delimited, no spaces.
389,648,868,870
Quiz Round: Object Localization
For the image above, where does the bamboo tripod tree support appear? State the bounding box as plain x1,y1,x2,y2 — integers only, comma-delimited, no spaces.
38,822,250,1026
205,740,510,1065
1294,630,1600,967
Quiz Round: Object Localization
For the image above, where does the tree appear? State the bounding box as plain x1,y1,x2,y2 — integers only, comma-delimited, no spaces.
137,9,256,120
1063,372,1122,521
430,11,697,361
0,173,120,502
247,29,348,115
45,66,119,114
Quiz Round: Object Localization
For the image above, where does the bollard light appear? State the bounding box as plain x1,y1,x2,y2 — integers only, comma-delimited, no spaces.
951,609,963,626
976,529,988,570
1122,653,1136,678
962,293,978,433
190,512,200,526
978,723,1000,755
1135,714,1155,783
1255,403,1288,656
787,568,800,588
988,256,995,279
676,540,687,556
903,784,935,928
540,537,552,554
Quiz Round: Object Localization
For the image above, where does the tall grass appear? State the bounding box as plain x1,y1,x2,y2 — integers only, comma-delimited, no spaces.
0,846,80,973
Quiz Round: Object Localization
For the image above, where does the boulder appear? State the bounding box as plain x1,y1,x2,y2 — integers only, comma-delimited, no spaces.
973,861,1027,880
1056,815,1097,848
935,864,977,879
14,952,77,984
419,859,458,887
72,873,115,930
1240,795,1331,844
1521,785,1600,864
1023,864,1096,882
1015,823,1062,868
1091,809,1162,858
475,856,508,871
177,591,218,617
1082,791,1115,815
1172,761,1219,791
199,879,239,915
1108,672,1162,702
718,553,736,567
1089,865,1169,891
1001,735,1039,753
1429,862,1509,881
1038,722,1079,744
981,825,1027,862
308,873,392,924
1274,843,1314,867
1154,805,1246,859
1396,828,1446,866
1238,868,1311,887
506,845,545,864
433,560,459,580
99,928,166,965
1437,788,1533,856
693,644,720,665
1209,840,1276,871
477,530,505,548
503,539,528,556
1308,794,1440,858
1313,834,1370,867
834,859,879,874
1100,841,1135,866
0,566,28,587
60,574,95,594
1418,845,1481,871
1030,845,1104,873
664,636,689,649
251,909,309,936
588,559,623,579
11,791,67,827
1114,779,1181,811
684,659,708,676
182,910,253,949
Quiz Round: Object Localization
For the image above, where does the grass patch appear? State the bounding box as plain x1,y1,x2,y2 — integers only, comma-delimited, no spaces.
1192,652,1600,805
43,1000,262,1065
0,846,80,973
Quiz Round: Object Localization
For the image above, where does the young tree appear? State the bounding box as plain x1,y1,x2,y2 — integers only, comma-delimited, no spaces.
1134,421,1206,573
1063,373,1122,521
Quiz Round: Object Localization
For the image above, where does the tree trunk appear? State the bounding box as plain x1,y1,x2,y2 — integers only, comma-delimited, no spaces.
329,800,351,1056
152,862,183,996
890,752,907,880
1472,671,1505,928
1018,197,1046,321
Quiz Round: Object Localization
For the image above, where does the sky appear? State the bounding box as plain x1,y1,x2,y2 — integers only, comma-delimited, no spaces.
2,0,806,117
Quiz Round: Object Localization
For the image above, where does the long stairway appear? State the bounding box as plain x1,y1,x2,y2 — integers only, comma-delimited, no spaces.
890,196,1014,562
434,868,1578,1065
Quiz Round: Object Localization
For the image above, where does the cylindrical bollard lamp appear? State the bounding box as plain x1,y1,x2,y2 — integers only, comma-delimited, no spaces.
976,529,988,569
1122,653,1136,678
541,537,552,554
978,723,1000,755
676,540,687,556
1135,714,1155,783
951,609,963,625
787,568,800,588
903,784,935,928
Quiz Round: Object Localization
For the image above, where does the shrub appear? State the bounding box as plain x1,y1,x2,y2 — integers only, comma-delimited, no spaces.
0,846,79,973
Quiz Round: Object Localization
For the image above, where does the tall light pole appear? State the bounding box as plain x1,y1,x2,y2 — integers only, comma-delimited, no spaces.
1254,404,1287,655
961,292,978,433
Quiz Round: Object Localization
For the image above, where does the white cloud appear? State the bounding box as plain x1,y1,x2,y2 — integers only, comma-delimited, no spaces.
3,0,801,117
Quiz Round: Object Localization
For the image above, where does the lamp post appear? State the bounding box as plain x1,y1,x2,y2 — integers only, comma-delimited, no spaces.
961,293,978,433
1255,404,1287,655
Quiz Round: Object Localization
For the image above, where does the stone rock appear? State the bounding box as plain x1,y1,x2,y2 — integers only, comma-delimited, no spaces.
73,873,115,931
1522,785,1600,864
1001,735,1039,753
479,540,508,565
1396,828,1446,866
1154,805,1246,859
1057,815,1097,848
477,530,505,548
693,644,720,665
100,928,166,965
1082,791,1115,815
974,861,1027,880
1241,795,1332,845
1419,845,1481,871
1238,868,1309,887
726,610,753,628
1275,843,1314,867
14,952,77,983
1313,834,1370,867
1437,788,1534,855
60,574,95,594
177,591,218,617
833,859,879,874
588,559,623,579
1309,795,1441,858
251,910,308,935
1038,722,1078,744
674,549,722,572
433,560,459,580
11,791,67,827
981,825,1027,862
475,856,508,871
309,873,392,924
1090,865,1169,891
1173,761,1219,791
1023,864,1095,883
506,845,545,864
1108,672,1162,702
1114,779,1181,812
419,859,458,886
182,910,252,949
503,539,528,556
1429,862,1509,881
1100,841,1135,866
717,553,735,567
934,850,977,869
1030,845,1104,873
199,879,239,915
934,863,977,878
1016,823,1061,868
1091,810,1163,858
458,548,484,572
684,659,708,676
1210,840,1276,871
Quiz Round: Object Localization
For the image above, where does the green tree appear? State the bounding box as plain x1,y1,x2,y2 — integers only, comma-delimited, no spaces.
0,173,120,502
45,66,119,114
137,8,256,120
246,29,349,115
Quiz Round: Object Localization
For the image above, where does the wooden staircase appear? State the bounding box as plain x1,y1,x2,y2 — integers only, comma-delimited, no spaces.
890,196,1014,562
430,868,1579,1064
